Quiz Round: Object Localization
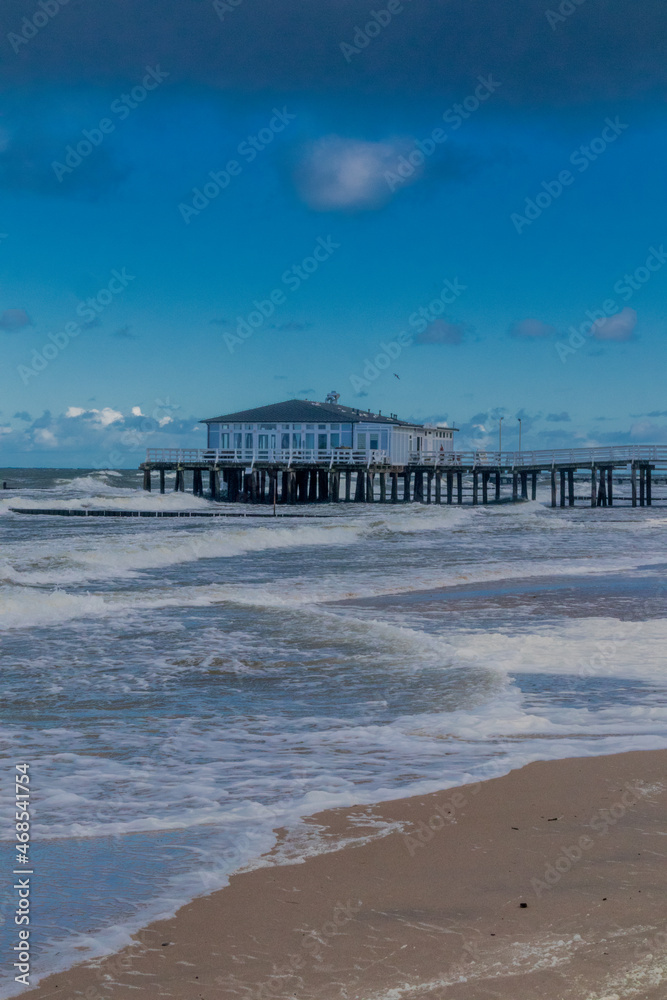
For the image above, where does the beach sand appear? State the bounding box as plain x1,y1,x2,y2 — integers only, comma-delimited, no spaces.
25,748,667,999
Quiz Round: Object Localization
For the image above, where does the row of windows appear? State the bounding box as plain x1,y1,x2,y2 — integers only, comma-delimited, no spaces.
216,423,342,431
208,429,397,451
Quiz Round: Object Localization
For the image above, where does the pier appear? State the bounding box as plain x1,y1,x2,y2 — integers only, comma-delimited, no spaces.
139,445,667,507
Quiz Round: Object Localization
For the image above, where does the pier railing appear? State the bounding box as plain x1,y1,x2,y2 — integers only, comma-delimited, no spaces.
145,444,667,469
145,447,390,466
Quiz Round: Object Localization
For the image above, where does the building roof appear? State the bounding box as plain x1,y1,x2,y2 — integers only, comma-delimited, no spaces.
201,399,422,426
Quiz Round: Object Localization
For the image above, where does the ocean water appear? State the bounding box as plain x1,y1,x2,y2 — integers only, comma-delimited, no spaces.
1,468,667,994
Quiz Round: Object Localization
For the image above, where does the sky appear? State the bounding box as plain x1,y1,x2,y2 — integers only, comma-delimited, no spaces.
2,0,667,466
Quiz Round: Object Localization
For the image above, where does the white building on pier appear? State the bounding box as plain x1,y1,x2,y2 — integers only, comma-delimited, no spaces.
201,398,456,466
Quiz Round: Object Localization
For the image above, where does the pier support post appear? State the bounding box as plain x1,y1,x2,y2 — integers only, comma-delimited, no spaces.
446,471,453,505
355,471,365,502
330,471,340,502
404,471,412,502
379,472,387,502
260,471,266,502
391,472,399,503
318,469,329,502
639,466,645,506
560,469,566,507
366,472,374,501
512,473,519,502
597,468,607,507
209,469,219,501
520,471,528,500
495,471,501,501
568,469,574,507
159,468,165,495
456,471,463,505
289,471,297,504
426,472,433,504
531,472,537,501
590,467,596,507
607,467,613,507
413,470,424,503
308,470,318,502
143,468,152,492
631,463,637,507
551,467,557,507
297,471,308,503
472,471,479,506
435,471,442,504
175,468,185,492
482,470,489,505
647,466,652,506
345,470,352,502
281,471,289,504
269,471,278,506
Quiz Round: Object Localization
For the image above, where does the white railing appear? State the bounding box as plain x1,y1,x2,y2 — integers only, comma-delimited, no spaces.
145,447,390,466
146,445,667,469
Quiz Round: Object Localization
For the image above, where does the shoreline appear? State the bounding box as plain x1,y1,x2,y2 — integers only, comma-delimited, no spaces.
21,747,667,999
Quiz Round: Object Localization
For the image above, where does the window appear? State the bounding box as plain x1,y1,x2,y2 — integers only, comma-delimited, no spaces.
292,433,302,448
258,434,269,449
370,434,379,450
380,430,388,449
234,433,242,449
281,433,290,449
305,433,315,449
245,433,253,449
330,423,340,430
330,433,340,448
220,433,230,448
293,424,301,430
260,424,276,430
318,424,326,430
341,429,352,447
318,434,327,450
357,433,366,450
306,424,314,430
207,426,218,448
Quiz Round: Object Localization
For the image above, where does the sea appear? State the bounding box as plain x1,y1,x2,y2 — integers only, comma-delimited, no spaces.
1,467,667,995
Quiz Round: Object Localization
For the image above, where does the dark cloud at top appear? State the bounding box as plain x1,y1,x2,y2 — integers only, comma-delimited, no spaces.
3,0,667,107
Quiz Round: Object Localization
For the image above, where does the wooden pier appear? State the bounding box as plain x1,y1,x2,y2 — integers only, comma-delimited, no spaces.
139,445,667,508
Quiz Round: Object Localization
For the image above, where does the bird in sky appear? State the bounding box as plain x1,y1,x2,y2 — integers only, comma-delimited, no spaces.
393,373,400,379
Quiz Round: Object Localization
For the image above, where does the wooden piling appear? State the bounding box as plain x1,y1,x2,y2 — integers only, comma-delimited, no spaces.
590,467,596,507
268,470,278,505
143,468,152,492
597,468,607,507
318,469,329,502
209,469,219,501
391,472,399,503
472,471,479,506
426,471,433,504
551,467,557,507
297,471,308,503
513,473,519,502
308,470,318,502
607,467,613,507
159,468,166,495
640,466,645,506
366,472,374,502
495,471,501,501
559,469,566,507
435,471,442,505
413,470,424,503
174,468,184,492
456,470,463,505
331,470,340,502
446,471,453,505
520,471,528,500
481,470,489,505
355,471,366,502
568,469,574,507
379,472,387,502
404,470,412,502
531,472,537,501
647,466,652,506
631,463,637,507
345,470,352,502
289,470,297,504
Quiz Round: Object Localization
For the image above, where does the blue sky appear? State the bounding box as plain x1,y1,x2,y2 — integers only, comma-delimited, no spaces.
2,0,667,465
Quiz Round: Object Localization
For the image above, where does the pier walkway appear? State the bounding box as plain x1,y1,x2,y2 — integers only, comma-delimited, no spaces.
140,444,667,507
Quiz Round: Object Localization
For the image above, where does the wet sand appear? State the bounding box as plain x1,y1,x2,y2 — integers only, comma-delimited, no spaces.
24,748,667,1000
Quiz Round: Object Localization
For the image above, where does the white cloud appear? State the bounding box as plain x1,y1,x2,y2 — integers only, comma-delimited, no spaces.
66,406,86,418
65,406,124,427
131,406,144,416
294,135,411,210
592,306,637,341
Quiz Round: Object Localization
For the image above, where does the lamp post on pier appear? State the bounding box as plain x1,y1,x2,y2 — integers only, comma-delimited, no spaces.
498,416,503,458
518,417,522,454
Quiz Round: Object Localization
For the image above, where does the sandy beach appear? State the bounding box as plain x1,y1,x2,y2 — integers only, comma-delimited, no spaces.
23,748,667,1000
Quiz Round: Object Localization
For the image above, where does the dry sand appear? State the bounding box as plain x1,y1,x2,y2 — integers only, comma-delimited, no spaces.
24,749,667,1000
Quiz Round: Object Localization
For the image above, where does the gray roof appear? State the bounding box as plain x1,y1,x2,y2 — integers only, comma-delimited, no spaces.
201,399,421,426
